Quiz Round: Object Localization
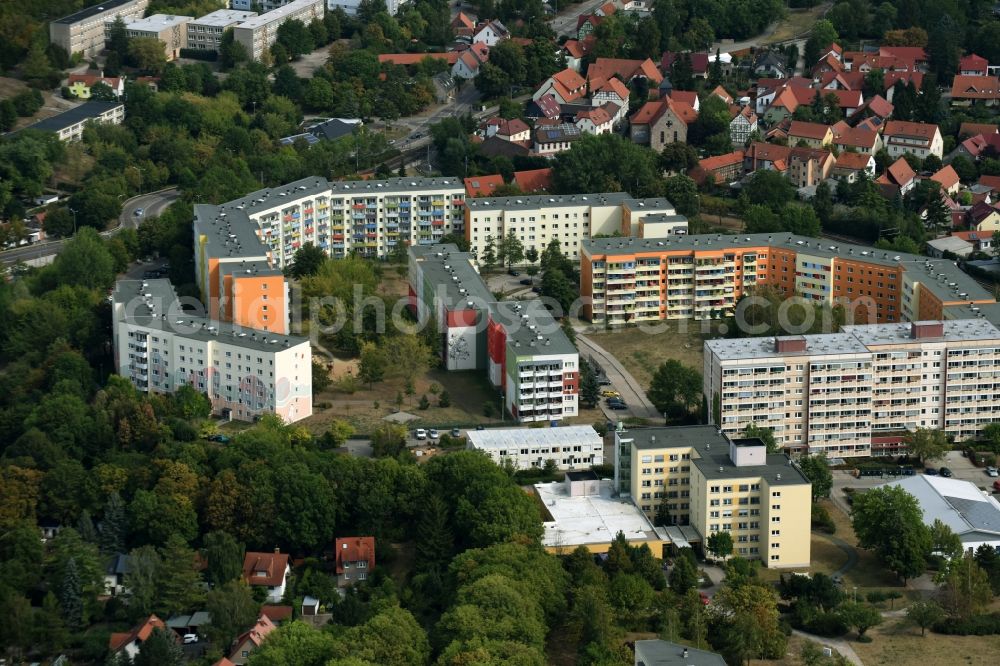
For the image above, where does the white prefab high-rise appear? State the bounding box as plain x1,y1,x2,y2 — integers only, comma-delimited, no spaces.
112,279,313,423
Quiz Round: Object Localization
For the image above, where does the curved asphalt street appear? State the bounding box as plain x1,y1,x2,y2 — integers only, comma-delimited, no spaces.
0,188,181,266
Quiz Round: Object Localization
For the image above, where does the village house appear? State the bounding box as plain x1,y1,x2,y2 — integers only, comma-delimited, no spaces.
693,151,744,185
575,105,616,134
533,68,587,104
481,117,531,142
876,157,918,197
729,105,758,146
587,57,662,87
960,54,990,77
452,43,489,79
335,536,376,587
929,165,962,196
832,151,876,182
242,550,290,604
109,615,175,661
744,142,791,173
831,125,882,154
950,75,1000,107
67,72,125,98
787,120,834,148
882,120,943,160
968,201,1000,232
472,19,508,47
229,614,276,665
787,147,835,189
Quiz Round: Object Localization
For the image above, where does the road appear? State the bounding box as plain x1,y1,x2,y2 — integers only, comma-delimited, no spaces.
549,0,604,38
0,188,181,266
576,332,661,422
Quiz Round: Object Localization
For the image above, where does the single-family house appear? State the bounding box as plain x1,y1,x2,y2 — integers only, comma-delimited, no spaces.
592,77,630,122
979,175,1000,193
960,54,990,77
576,14,604,40
951,75,1000,107
472,19,509,47
883,71,924,101
817,70,865,91
335,536,376,587
951,133,996,161
959,122,999,138
451,12,475,38
729,105,758,146
763,85,816,124
260,606,293,625
831,126,882,154
753,76,809,114
431,72,457,104
109,615,175,661
533,68,587,104
855,94,893,125
669,90,700,112
481,117,531,142
513,167,553,193
819,42,844,63
104,553,130,596
525,93,561,120
693,151,744,185
452,43,489,80
464,174,505,197
787,120,834,148
67,73,125,99
876,157,918,197
575,105,615,134
229,614,276,665
533,123,582,156
930,165,962,196
744,142,791,173
787,147,835,189
752,51,790,79
882,120,943,160
812,52,844,78
562,37,593,72
709,85,733,104
969,201,1000,232
242,550,290,604
952,230,996,253
661,51,710,80
587,57,662,86
213,658,236,666
833,151,876,182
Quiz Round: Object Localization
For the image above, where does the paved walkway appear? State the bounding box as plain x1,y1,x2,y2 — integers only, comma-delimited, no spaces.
576,332,660,420
790,629,865,666
820,531,860,579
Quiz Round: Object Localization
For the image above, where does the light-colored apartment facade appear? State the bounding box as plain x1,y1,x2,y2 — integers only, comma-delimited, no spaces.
464,194,679,261
581,234,997,325
20,101,125,142
704,319,1000,457
50,0,150,59
615,426,812,568
203,176,467,265
186,9,258,51
408,244,580,422
232,0,325,61
111,279,313,423
113,14,192,60
466,425,603,470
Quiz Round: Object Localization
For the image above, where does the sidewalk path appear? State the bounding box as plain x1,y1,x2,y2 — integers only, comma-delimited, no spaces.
790,629,865,666
576,332,660,420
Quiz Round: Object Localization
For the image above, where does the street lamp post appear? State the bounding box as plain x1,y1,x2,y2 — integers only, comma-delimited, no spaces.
68,207,77,235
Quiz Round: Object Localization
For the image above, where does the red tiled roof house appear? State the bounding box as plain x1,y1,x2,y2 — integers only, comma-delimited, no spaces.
335,536,375,588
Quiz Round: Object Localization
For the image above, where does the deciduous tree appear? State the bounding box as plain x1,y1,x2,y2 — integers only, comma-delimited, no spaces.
851,484,931,582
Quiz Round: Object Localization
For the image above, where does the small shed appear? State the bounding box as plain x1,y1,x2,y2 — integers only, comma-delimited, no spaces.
302,595,320,616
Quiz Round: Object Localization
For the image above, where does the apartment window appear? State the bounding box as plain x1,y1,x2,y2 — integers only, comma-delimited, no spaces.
772,504,781,510
771,529,780,536
710,485,720,493
771,491,781,497
771,543,780,549
771,517,781,523
770,555,780,561
723,485,733,493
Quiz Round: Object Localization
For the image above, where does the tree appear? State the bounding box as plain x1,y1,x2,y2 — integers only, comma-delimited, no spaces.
99,491,127,555
156,534,205,616
975,543,1000,595
838,601,882,639
372,422,407,458
906,599,944,636
52,227,115,290
660,142,699,173
128,38,168,74
579,359,599,408
498,228,524,268
357,341,388,389
205,580,259,648
481,235,497,271
905,428,949,462
125,545,162,618
744,423,781,454
59,557,83,629
929,518,963,561
851,485,931,582
288,243,327,278
805,20,838,67
663,174,699,217
939,551,993,619
133,627,183,666
276,19,315,59
415,493,453,571
204,530,245,587
668,550,698,595
648,360,702,419
798,454,833,500
475,63,512,99
35,592,68,655
713,581,787,661
743,169,796,211
706,531,734,560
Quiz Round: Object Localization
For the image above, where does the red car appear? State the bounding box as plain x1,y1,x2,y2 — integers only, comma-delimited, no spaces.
993,480,1000,492
699,592,710,605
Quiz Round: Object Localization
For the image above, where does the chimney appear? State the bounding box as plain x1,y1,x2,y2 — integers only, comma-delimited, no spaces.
274,547,280,554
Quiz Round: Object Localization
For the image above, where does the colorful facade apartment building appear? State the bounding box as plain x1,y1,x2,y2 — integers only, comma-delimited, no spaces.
614,425,812,568
408,244,579,422
464,193,685,261
581,233,997,325
111,279,313,423
704,320,1000,458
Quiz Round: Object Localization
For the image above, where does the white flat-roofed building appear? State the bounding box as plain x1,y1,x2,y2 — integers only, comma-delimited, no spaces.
232,0,325,61
16,101,125,142
705,319,1000,457
467,425,603,469
111,278,312,423
50,0,150,59
111,14,192,60
535,474,666,554
880,474,1000,552
186,9,257,51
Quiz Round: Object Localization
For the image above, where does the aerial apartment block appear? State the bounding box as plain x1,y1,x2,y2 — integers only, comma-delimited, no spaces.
186,9,258,52
113,13,192,60
195,176,466,268
232,0,325,61
704,319,1000,457
466,425,604,470
15,101,125,142
111,279,312,423
408,244,579,422
464,193,685,261
581,233,996,325
50,0,150,59
614,425,812,568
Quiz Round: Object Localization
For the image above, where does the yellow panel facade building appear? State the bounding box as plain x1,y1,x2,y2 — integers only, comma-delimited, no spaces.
614,425,811,568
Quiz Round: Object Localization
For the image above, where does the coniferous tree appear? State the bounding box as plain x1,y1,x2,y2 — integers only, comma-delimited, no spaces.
415,494,454,571
59,557,83,629
100,491,127,554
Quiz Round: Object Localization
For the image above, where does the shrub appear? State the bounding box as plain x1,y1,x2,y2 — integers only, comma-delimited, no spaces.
932,612,1000,635
418,394,430,410
811,503,836,534
178,48,218,61
438,390,451,407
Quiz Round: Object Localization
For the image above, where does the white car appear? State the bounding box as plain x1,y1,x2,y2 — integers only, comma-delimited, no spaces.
183,634,198,644
415,428,427,440
987,466,999,478
429,429,440,439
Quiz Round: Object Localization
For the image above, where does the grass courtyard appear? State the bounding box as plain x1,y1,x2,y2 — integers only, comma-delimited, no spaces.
585,324,709,389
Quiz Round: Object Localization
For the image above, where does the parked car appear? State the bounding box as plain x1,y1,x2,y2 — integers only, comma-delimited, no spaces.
698,592,710,606
608,401,627,410
183,634,199,644
428,429,440,439
415,428,427,440
597,377,611,386
531,286,542,293
987,466,999,478
924,467,938,475
508,268,520,276
939,467,953,478
601,389,620,398
519,278,533,285
207,434,230,443
476,424,486,430
451,428,461,437
994,480,1000,492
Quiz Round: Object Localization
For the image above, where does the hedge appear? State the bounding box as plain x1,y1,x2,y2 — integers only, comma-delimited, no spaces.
933,612,1000,635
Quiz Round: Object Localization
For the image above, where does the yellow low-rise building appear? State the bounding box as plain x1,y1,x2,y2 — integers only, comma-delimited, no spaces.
614,425,812,568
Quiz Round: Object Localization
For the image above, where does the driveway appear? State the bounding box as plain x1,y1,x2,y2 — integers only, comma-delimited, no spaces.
790,629,864,666
576,332,660,421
